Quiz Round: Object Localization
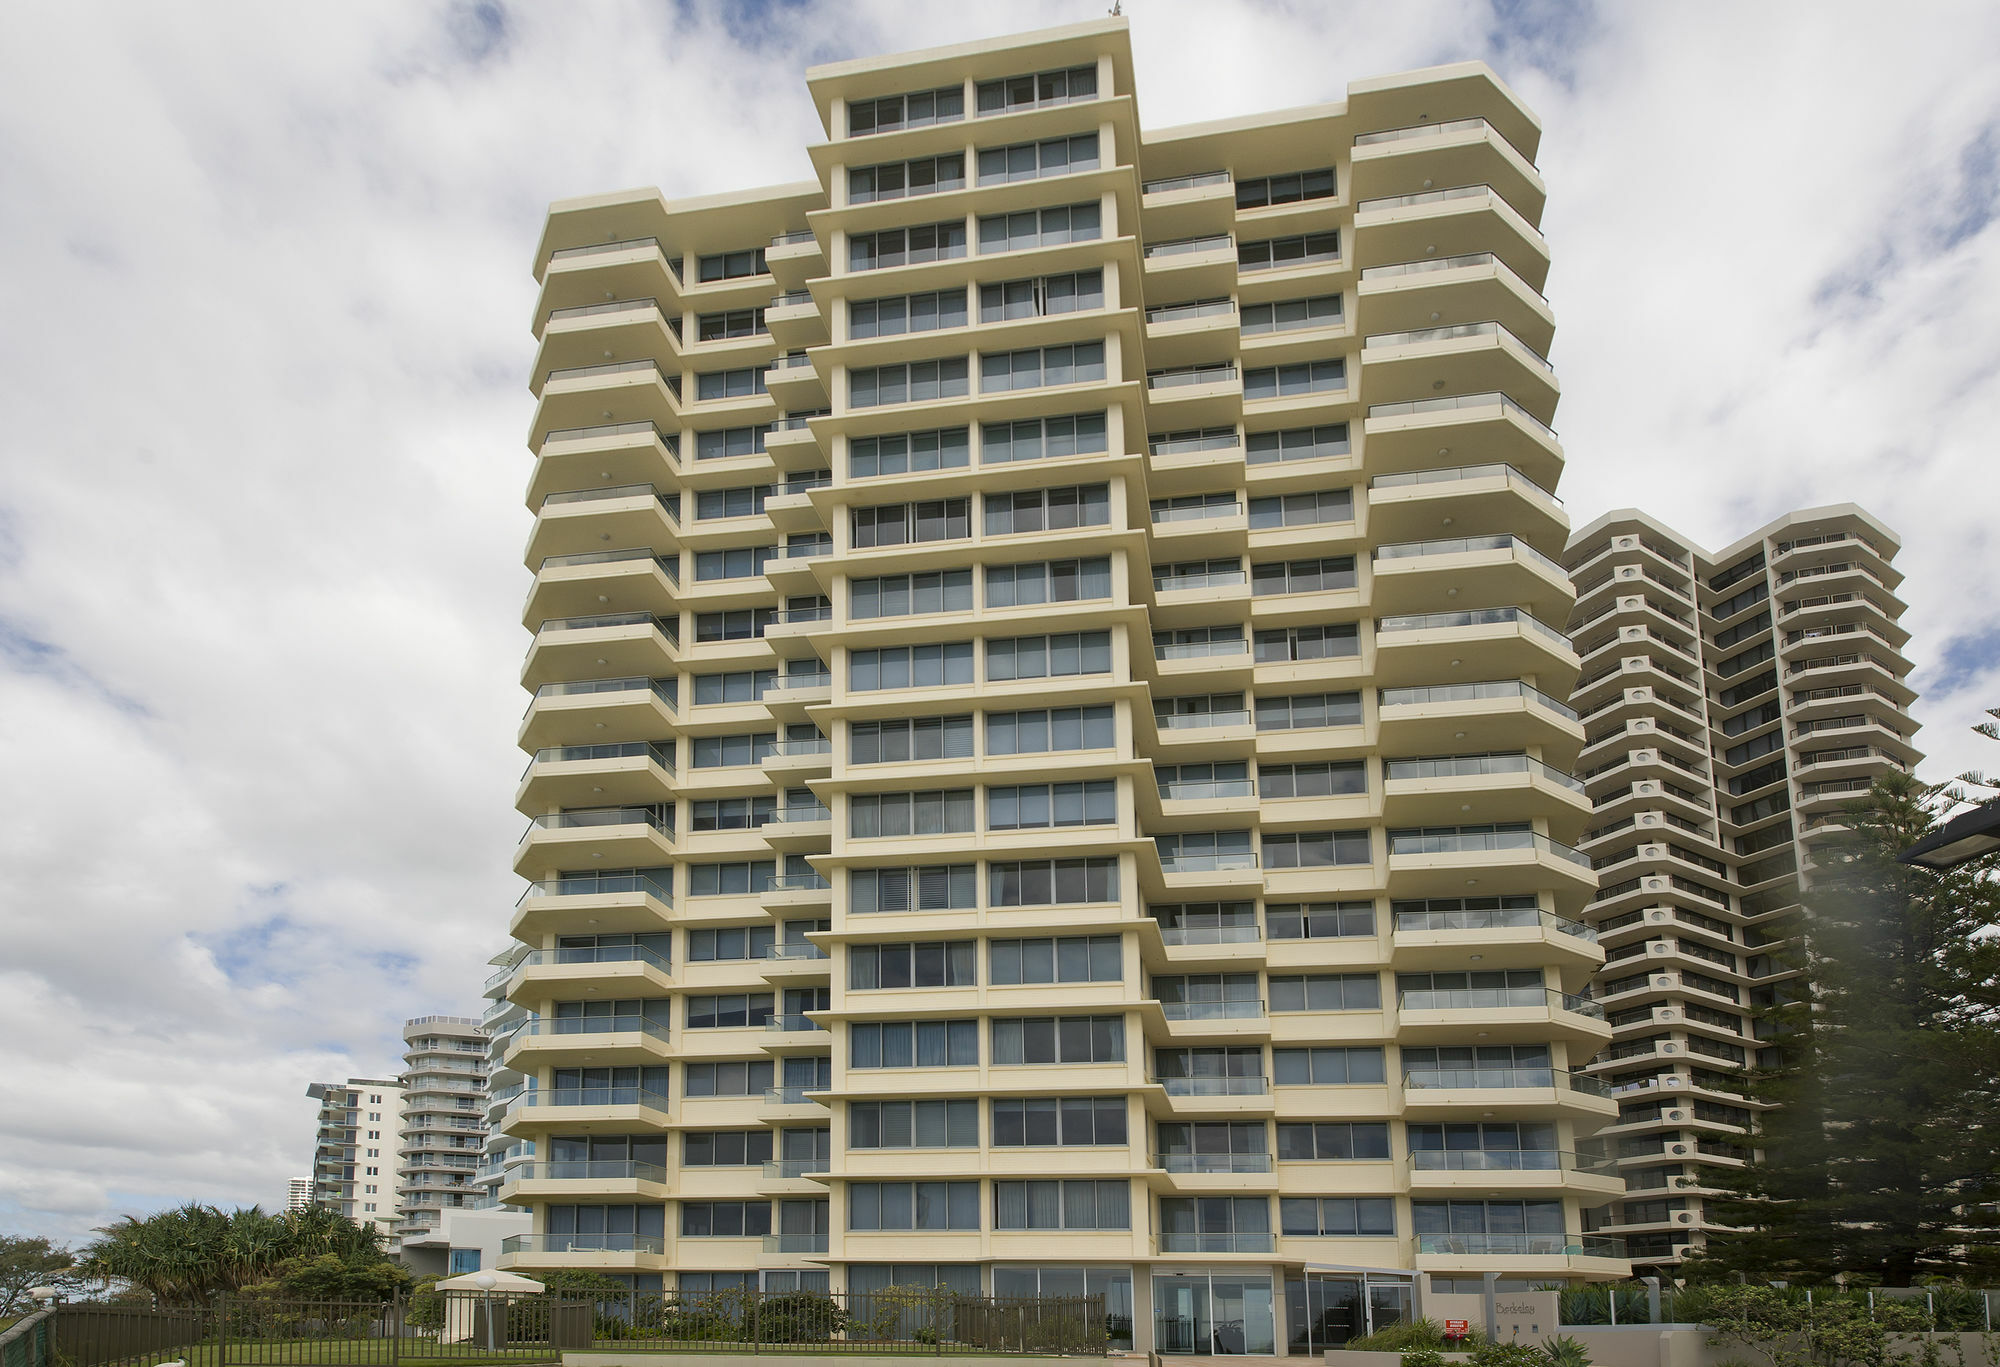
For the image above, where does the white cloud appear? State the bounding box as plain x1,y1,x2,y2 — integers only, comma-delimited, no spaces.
0,0,1994,1243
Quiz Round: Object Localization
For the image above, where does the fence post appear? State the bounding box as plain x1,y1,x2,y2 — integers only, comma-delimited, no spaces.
390,1290,401,1367
751,1288,760,1356
214,1292,228,1367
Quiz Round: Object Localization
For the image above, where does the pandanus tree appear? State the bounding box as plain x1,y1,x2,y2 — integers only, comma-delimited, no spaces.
76,1203,387,1304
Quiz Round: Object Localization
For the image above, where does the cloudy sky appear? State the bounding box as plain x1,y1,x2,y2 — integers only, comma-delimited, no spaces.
1,0,1996,1245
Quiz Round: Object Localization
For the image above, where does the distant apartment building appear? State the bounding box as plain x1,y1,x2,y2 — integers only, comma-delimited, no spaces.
286,1177,313,1212
1563,505,1919,1272
305,1077,406,1241
495,17,1627,1356
393,1016,491,1255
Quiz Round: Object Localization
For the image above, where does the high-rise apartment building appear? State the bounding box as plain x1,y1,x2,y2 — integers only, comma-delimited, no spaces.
477,944,535,1209
286,1177,313,1212
1563,506,1919,1273
499,19,1627,1354
394,1016,491,1254
306,1076,405,1241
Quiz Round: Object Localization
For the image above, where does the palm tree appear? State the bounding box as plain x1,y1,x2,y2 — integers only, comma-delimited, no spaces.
76,1203,386,1304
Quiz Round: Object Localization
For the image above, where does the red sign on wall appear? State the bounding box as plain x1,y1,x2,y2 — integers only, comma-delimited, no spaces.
1445,1321,1471,1338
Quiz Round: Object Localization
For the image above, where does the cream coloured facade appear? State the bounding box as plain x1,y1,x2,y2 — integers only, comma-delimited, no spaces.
1563,506,1919,1274
498,18,1628,1354
306,1076,405,1242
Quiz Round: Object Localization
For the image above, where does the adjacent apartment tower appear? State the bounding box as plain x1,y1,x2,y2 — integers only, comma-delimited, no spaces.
1563,507,1919,1273
306,1077,406,1242
394,1016,492,1255
500,18,1626,1354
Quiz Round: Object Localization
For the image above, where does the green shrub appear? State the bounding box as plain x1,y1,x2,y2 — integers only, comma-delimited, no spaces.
1470,1340,1551,1367
1351,1317,1456,1351
1543,1333,1593,1367
1402,1349,1447,1367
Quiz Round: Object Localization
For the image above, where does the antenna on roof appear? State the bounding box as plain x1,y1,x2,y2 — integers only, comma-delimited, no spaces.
1109,1,1122,14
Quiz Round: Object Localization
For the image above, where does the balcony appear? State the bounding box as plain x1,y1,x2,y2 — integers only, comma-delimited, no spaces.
511,868,673,939
498,1232,667,1270
1155,1232,1274,1255
531,299,682,397
1141,233,1237,294
1407,1148,1621,1196
524,546,681,626
530,359,683,450
515,805,674,876
1381,752,1590,834
1368,460,1562,547
759,802,832,849
1374,605,1577,689
1411,1232,1626,1277
537,236,681,327
1372,533,1571,620
517,740,675,812
1350,117,1546,223
1145,363,1243,426
1351,185,1549,291
503,1015,672,1068
1396,985,1607,1048
1357,250,1554,357
1153,1074,1269,1098
1139,170,1234,238
529,420,679,509
764,1233,830,1255
519,673,678,751
1376,678,1581,766
500,1160,671,1202
1363,390,1562,492
521,610,680,692
1361,321,1558,424
1156,1152,1274,1175
1391,903,1599,972
503,1085,674,1132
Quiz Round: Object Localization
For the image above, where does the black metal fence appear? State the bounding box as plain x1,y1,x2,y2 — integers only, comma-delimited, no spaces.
579,1287,1107,1355
14,1289,1108,1364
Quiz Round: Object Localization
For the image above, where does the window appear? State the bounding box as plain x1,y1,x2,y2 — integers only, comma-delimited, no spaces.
982,342,1106,393
681,1201,771,1237
688,925,777,961
991,1016,1124,1064
850,1019,979,1068
693,671,776,707
695,486,769,520
696,367,767,402
1256,691,1361,730
852,497,971,547
849,789,976,838
679,1060,770,1098
692,733,776,767
1245,358,1345,399
976,134,1100,185
1273,1046,1386,1085
1158,1196,1269,1241
1255,623,1358,662
988,857,1119,906
849,1182,981,1231
696,608,775,642
849,153,967,204
850,864,977,914
987,705,1115,755
989,936,1122,984
697,248,766,282
849,86,964,137
976,65,1097,115
978,203,1102,253
1239,232,1339,271
1241,295,1342,334
1249,489,1353,528
1157,1122,1267,1164
1260,762,1367,799
1236,168,1335,208
981,413,1109,464
1277,1122,1391,1160
1266,902,1376,939
697,308,766,341
850,222,968,271
688,861,775,896
695,426,766,461
850,941,977,989
1252,557,1356,595
1246,423,1349,464
850,716,975,764
686,993,774,1028
851,291,969,339
1268,972,1381,1011
980,271,1104,323
683,1131,774,1166
1410,1199,1565,1244
1264,830,1372,869
694,545,777,580
852,569,972,619
1281,1198,1394,1237
850,1099,979,1148
1151,901,1256,940
986,631,1112,680
850,427,970,478
850,359,970,408
850,642,975,690
984,484,1109,534
991,1097,1127,1146
986,558,1112,608
987,782,1118,831
994,1180,1128,1230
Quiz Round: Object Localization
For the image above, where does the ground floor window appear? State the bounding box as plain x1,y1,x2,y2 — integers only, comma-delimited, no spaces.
1283,1274,1411,1353
992,1266,1133,1348
1153,1273,1274,1356
447,1248,480,1276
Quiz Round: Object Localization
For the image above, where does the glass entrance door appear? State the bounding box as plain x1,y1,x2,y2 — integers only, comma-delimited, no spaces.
1152,1274,1273,1355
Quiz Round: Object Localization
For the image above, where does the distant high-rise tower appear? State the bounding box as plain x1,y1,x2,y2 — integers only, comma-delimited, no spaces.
305,1077,405,1242
393,1016,490,1252
286,1177,313,1213
1563,505,1919,1273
